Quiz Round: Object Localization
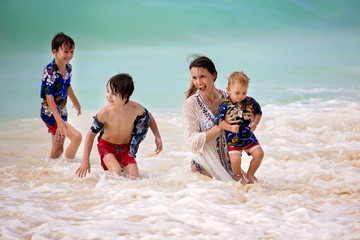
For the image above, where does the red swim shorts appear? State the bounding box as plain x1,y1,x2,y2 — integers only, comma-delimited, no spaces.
97,138,137,170
228,142,261,156
43,121,57,135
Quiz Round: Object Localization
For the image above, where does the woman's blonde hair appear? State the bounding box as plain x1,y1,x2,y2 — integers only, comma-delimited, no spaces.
227,71,250,87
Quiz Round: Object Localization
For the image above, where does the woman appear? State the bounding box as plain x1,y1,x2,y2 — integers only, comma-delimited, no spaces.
183,56,237,181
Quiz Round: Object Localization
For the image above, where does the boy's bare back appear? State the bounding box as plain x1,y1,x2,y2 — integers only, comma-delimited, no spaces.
97,100,144,145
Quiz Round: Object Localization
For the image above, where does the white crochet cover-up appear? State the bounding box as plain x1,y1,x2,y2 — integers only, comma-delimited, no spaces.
183,90,236,182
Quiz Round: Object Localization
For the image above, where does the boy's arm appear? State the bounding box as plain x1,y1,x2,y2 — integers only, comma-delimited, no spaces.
68,85,81,116
249,97,262,132
76,109,106,178
46,95,67,138
249,114,261,132
76,130,97,178
148,111,162,154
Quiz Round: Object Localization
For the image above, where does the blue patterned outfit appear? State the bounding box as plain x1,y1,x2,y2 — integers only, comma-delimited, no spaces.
214,96,262,149
40,59,72,127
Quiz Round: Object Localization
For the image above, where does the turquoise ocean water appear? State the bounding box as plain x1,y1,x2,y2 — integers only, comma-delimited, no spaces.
1,0,359,120
1,1,360,239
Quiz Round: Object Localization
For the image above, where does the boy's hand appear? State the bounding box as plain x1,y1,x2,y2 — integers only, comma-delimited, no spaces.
249,122,257,132
56,121,67,139
230,125,239,133
73,103,81,116
76,162,91,178
155,137,163,155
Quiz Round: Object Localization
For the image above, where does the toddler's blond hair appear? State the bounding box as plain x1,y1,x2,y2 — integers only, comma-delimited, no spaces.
227,71,250,87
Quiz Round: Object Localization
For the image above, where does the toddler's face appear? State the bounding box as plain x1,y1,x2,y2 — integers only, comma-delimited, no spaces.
227,82,248,103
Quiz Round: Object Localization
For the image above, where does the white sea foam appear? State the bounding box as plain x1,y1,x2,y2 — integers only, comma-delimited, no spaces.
0,100,359,239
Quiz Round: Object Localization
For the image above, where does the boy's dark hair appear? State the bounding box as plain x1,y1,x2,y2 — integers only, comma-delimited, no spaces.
108,73,134,104
52,32,75,51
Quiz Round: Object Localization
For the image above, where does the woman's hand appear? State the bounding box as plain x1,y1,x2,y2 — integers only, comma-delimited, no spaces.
225,107,241,124
229,124,240,133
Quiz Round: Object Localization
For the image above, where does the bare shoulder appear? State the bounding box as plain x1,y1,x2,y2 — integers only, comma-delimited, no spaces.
97,104,111,122
127,100,145,115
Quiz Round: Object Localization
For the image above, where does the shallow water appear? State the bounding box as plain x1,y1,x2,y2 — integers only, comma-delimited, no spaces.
1,101,359,239
1,0,360,239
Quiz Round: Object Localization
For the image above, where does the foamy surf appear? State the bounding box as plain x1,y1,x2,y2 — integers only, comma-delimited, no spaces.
1,0,360,238
1,100,359,239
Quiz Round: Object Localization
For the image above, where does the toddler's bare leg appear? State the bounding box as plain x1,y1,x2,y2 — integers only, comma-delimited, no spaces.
103,154,122,175
246,147,264,183
124,163,140,179
230,154,247,184
63,123,82,159
49,134,64,159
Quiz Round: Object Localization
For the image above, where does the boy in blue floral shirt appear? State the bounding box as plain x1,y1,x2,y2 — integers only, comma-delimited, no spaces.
214,71,264,184
40,32,82,160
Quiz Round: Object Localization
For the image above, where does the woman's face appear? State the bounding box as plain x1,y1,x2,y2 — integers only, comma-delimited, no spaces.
190,67,217,97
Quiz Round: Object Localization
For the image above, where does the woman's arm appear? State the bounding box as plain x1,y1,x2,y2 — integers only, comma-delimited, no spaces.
204,125,222,144
184,98,223,153
184,97,241,152
219,120,239,133
215,104,240,133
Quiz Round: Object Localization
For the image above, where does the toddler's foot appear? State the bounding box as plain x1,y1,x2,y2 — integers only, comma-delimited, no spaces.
239,178,248,185
246,174,258,184
237,175,248,185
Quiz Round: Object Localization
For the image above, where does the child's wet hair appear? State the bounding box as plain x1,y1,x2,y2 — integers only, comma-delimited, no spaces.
227,71,250,87
107,73,134,104
52,32,75,51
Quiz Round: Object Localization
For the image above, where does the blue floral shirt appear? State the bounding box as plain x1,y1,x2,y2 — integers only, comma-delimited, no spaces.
215,96,262,146
40,59,72,120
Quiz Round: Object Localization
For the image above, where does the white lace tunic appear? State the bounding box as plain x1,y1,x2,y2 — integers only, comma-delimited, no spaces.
183,90,236,181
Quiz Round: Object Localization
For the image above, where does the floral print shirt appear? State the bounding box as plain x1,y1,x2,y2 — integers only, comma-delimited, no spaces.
214,96,262,145
40,59,72,118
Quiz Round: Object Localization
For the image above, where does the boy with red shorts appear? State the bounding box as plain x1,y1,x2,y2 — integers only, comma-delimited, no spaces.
76,73,162,179
40,32,82,160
